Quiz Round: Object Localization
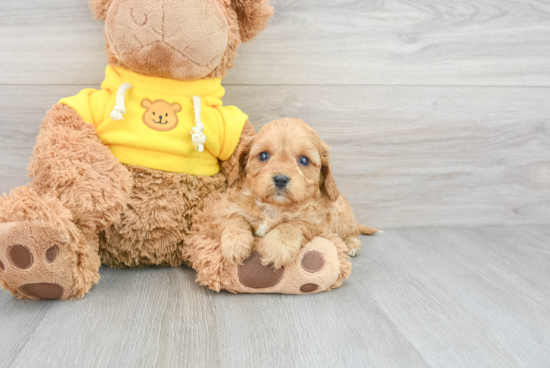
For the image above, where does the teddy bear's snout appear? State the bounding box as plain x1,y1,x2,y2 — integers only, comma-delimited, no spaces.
106,0,230,80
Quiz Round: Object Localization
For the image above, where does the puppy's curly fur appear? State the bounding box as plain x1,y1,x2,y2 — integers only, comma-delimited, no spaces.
192,118,377,270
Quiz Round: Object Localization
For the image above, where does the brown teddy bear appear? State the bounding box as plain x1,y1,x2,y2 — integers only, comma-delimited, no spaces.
0,0,352,300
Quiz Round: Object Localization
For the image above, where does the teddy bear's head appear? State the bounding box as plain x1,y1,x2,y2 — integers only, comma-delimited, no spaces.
89,0,273,81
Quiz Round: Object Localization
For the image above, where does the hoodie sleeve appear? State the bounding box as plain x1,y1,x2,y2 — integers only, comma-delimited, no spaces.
213,105,249,161
59,88,113,128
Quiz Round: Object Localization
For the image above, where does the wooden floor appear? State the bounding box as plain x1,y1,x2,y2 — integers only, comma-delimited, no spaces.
0,227,548,368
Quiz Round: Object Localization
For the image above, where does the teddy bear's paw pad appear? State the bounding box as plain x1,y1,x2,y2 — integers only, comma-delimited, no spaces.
296,251,328,293
238,252,285,289
301,251,325,273
0,222,75,300
19,283,64,300
231,237,342,294
281,236,342,294
8,245,34,269
46,245,60,263
300,283,319,293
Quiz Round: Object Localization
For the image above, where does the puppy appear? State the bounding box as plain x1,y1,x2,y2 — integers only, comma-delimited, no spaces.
211,118,378,269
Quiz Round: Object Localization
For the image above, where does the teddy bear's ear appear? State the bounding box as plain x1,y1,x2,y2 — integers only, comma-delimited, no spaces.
88,0,114,21
232,0,274,43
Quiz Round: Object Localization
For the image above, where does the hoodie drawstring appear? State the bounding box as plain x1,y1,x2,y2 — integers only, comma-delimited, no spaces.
191,96,207,153
110,83,133,121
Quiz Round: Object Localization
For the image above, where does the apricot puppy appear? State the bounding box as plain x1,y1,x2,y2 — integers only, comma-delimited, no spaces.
213,118,378,269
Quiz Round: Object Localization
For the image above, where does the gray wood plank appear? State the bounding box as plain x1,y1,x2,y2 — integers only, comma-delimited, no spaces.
1,227,549,368
1,84,549,229
210,288,429,368
363,227,550,367
0,300,55,367
1,0,550,86
3,267,221,368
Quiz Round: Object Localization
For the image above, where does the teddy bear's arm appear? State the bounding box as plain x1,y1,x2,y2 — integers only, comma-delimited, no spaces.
28,103,133,230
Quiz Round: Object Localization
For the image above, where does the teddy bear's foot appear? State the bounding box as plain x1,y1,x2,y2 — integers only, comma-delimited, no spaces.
0,187,100,300
225,234,351,294
0,221,100,300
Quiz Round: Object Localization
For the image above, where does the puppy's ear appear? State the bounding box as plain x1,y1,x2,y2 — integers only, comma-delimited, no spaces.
223,122,256,187
89,0,114,21
320,143,340,202
232,0,274,43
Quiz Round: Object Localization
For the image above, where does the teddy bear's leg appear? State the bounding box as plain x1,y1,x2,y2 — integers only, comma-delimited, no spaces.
186,233,352,294
0,104,132,299
0,187,101,300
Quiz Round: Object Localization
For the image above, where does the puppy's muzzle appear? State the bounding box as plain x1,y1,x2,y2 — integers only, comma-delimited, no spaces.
273,175,290,189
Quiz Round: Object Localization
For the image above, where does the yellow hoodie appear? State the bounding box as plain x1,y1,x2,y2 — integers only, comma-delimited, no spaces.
60,66,248,176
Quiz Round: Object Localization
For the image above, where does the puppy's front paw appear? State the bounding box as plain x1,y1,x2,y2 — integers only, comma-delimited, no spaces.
221,229,254,265
259,228,303,269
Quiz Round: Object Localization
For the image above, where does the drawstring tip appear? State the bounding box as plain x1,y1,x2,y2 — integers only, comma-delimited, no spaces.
190,125,207,153
110,110,125,121
110,83,132,121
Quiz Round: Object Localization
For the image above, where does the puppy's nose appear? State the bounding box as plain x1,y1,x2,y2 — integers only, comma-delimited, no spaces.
273,175,290,189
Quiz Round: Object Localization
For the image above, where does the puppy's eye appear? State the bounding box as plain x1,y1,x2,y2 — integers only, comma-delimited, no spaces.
298,156,310,166
259,152,270,162
153,112,155,115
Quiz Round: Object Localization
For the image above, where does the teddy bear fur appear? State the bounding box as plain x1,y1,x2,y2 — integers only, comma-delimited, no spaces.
99,0,273,81
0,0,354,300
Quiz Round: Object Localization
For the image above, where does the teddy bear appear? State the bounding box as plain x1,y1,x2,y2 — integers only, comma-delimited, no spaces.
0,0,353,300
